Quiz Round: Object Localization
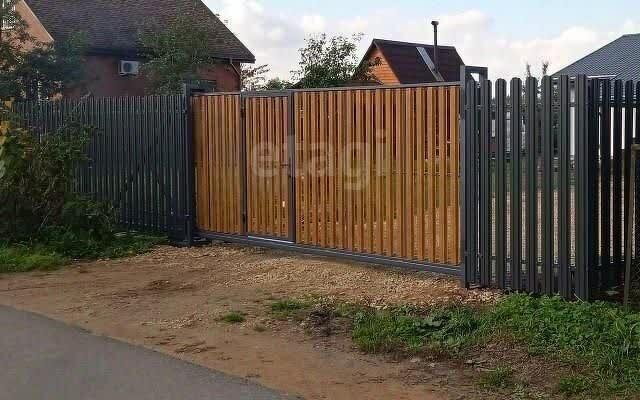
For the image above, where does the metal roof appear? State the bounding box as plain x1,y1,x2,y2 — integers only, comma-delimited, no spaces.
552,34,640,82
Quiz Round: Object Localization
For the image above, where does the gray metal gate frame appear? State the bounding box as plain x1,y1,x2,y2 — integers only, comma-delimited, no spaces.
191,83,466,278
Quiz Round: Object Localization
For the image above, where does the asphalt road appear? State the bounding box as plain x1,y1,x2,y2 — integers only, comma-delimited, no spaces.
0,305,293,400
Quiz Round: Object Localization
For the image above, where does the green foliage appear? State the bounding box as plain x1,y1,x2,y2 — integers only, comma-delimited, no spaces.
271,299,309,313
0,245,68,273
0,117,96,241
0,0,86,100
270,298,310,320
486,294,640,393
292,33,378,89
140,16,218,94
478,367,515,389
220,311,246,324
0,233,165,274
348,295,640,397
352,306,481,354
262,78,292,91
241,64,270,91
557,376,590,397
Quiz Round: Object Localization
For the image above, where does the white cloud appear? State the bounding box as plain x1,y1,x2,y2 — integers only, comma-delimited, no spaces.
204,0,640,81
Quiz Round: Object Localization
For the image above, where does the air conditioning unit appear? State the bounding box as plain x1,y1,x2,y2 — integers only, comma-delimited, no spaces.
119,60,140,76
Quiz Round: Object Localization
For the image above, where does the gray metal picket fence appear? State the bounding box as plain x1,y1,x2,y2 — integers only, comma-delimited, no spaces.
462,73,640,300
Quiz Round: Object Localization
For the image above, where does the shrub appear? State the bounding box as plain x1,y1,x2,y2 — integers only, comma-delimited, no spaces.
0,112,107,242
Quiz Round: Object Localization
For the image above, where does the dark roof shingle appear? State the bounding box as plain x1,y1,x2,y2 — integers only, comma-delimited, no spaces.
552,34,640,81
372,39,464,83
24,0,255,62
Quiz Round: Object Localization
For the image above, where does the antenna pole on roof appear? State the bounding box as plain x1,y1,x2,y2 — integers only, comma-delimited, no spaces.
431,20,439,74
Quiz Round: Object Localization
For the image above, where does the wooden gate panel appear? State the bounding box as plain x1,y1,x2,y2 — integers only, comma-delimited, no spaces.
193,95,242,234
245,96,290,239
294,86,460,265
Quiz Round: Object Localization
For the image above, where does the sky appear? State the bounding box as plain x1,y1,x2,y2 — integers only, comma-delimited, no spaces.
203,0,640,80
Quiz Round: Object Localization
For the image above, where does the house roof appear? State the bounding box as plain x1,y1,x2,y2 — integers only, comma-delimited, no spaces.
552,34,640,82
366,39,464,83
23,0,255,62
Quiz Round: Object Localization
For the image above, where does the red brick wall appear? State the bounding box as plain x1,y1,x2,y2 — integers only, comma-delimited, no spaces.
65,55,242,98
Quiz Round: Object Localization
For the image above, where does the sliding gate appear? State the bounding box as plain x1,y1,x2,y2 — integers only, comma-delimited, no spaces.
193,84,462,275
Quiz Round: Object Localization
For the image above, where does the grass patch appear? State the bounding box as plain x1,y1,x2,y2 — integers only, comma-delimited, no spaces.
345,294,640,398
0,233,165,274
0,245,68,273
352,306,481,354
478,367,515,389
557,376,591,397
270,298,311,320
220,311,246,324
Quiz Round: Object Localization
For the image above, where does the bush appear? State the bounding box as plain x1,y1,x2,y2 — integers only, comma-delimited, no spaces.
0,107,164,269
0,111,105,242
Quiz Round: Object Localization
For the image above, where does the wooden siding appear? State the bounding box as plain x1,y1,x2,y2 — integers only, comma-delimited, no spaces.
368,48,400,85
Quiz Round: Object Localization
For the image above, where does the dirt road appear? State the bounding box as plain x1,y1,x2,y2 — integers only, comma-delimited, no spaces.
0,244,499,400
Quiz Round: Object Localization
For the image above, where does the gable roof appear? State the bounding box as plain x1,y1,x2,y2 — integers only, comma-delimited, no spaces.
23,0,255,62
553,34,640,81
365,39,464,83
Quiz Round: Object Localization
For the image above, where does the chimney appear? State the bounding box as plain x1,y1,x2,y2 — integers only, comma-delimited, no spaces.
431,20,439,74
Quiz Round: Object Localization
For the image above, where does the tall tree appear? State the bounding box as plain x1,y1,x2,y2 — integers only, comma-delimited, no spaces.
0,0,86,100
140,16,218,94
241,63,269,91
292,33,377,89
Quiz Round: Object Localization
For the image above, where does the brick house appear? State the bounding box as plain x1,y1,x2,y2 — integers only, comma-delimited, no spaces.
359,39,464,85
17,0,255,97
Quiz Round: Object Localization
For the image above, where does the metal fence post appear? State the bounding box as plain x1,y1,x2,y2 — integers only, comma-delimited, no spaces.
182,85,196,245
459,66,467,287
575,75,592,300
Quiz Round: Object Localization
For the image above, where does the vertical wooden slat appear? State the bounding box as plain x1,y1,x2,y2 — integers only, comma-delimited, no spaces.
416,89,426,260
405,89,415,258
385,89,394,256
439,87,449,264
450,87,461,264
354,90,363,251
295,94,303,242
364,90,373,253
375,89,384,254
319,92,327,247
304,93,311,244
337,92,345,249
251,98,259,234
328,92,336,248
395,89,405,257
427,88,437,261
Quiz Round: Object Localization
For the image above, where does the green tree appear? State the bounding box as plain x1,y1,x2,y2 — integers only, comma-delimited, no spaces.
525,61,549,80
140,16,218,94
292,33,377,89
241,63,269,91
0,0,86,101
262,78,292,91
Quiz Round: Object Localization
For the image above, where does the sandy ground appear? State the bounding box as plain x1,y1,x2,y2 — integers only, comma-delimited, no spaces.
0,243,504,400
